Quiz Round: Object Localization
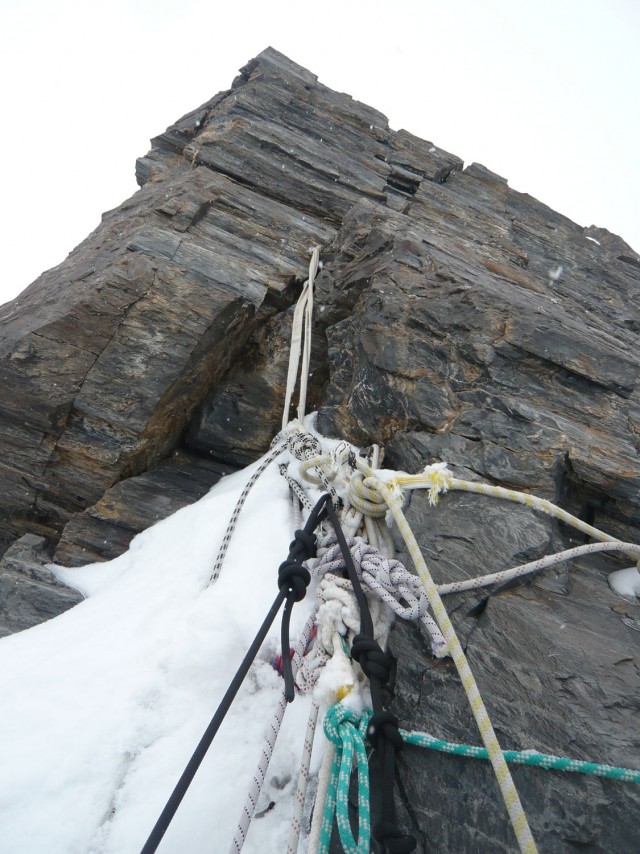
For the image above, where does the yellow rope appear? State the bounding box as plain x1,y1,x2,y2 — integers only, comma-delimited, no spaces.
353,458,538,854
395,467,621,545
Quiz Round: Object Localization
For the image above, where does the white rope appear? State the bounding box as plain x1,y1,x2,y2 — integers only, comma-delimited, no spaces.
297,247,318,423
280,463,314,514
352,458,538,854
313,538,447,657
286,699,320,854
207,439,287,586
287,435,340,509
282,246,321,430
437,540,640,595
291,488,303,532
229,614,316,853
306,740,335,854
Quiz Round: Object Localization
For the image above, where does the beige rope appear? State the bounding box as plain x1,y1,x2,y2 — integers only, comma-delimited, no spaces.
282,246,321,429
352,457,539,854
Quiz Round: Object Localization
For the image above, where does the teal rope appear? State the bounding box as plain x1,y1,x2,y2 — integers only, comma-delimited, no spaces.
400,729,640,784
314,709,639,854
318,705,371,854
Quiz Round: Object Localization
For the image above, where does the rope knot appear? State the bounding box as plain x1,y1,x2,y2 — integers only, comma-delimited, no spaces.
323,703,362,746
289,528,317,562
287,431,322,461
278,560,311,602
374,820,417,853
347,470,388,518
331,440,357,472
366,710,403,752
351,633,394,684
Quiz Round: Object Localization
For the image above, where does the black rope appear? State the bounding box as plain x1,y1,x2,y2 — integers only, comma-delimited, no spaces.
139,494,328,853
139,591,286,853
280,495,328,700
323,500,416,854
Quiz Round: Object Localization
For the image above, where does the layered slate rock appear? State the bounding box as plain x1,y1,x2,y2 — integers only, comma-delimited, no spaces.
0,535,82,637
0,47,639,853
0,49,354,554
54,452,237,567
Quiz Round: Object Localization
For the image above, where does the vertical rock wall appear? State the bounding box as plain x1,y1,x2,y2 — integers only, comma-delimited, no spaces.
0,47,638,852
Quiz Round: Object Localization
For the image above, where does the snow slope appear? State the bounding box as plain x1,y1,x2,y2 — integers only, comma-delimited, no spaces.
0,450,324,853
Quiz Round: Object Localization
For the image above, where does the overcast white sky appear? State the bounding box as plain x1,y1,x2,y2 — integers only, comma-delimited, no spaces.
0,0,638,307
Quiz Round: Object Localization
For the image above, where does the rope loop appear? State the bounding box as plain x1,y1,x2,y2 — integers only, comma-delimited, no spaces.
287,431,322,461
351,633,394,684
374,821,417,854
367,710,403,752
320,704,372,854
348,470,388,518
289,528,317,562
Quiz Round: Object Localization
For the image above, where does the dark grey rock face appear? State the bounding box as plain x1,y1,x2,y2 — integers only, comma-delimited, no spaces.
0,534,82,637
0,47,638,852
54,452,237,567
387,487,640,852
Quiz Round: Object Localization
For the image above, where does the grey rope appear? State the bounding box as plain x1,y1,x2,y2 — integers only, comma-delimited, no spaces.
207,440,287,585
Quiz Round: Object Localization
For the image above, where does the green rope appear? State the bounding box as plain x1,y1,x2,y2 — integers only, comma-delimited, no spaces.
314,708,639,854
318,704,371,854
400,729,640,784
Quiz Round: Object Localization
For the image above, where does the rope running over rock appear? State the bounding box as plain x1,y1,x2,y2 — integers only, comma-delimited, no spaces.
350,457,538,854
437,540,640,595
282,246,321,430
400,727,640,784
395,466,635,550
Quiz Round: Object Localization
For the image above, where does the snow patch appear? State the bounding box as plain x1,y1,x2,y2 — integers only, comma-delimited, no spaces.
608,566,640,601
0,450,319,853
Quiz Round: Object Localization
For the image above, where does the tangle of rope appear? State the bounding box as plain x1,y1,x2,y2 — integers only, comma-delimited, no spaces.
323,499,417,853
314,537,447,658
349,457,539,854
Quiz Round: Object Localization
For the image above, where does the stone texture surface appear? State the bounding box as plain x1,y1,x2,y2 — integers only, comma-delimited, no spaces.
54,451,237,567
0,534,82,637
0,47,638,852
